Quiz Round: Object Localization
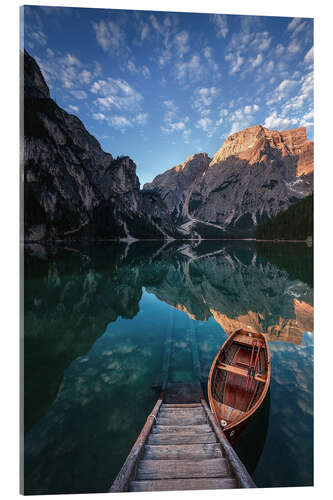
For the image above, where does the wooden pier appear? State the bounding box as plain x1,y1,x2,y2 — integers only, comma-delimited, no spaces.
109,390,256,492
110,316,255,492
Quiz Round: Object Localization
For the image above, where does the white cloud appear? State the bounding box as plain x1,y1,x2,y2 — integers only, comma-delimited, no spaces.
227,104,260,134
288,38,301,54
266,79,298,106
211,14,228,38
61,66,77,89
70,90,88,100
91,78,143,112
304,46,314,65
92,20,125,52
193,87,219,115
183,129,192,143
127,60,151,79
216,109,229,126
287,17,307,37
161,100,190,137
142,66,150,78
275,44,284,57
264,111,298,130
68,105,79,113
141,23,150,41
30,30,47,46
224,27,272,77
135,113,148,125
79,70,92,85
251,53,263,68
93,112,107,121
225,53,244,74
287,18,302,31
109,115,133,132
250,31,271,51
301,110,314,128
61,53,81,67
175,55,203,83
196,117,213,133
244,104,259,114
202,46,220,74
174,31,190,58
150,14,164,35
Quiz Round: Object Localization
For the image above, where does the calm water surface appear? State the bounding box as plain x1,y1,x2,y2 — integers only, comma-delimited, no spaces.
23,240,313,494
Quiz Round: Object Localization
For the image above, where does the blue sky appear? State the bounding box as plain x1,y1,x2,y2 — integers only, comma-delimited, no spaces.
22,6,313,185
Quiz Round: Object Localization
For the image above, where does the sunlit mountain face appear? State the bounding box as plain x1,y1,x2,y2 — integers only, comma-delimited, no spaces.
23,240,313,493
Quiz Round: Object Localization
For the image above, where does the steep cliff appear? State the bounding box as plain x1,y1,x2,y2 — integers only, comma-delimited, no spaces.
145,125,314,237
143,153,211,223
23,50,177,241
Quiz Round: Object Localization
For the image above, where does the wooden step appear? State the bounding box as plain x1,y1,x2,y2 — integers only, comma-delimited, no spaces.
148,432,217,445
161,404,204,410
159,407,205,416
152,424,211,434
162,404,202,408
143,443,223,460
157,415,207,426
136,458,230,480
129,477,238,491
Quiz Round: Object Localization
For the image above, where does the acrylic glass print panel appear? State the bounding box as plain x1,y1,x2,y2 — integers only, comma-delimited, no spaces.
21,4,313,495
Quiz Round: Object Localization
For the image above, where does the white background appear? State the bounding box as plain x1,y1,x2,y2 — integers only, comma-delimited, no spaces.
0,0,331,499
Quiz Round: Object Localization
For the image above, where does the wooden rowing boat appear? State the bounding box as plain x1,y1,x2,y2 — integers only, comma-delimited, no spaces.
208,329,271,443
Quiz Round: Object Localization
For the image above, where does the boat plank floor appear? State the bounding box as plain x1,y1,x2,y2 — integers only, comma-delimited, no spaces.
224,347,257,412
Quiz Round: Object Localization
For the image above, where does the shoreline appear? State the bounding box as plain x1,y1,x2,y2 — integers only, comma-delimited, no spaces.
22,237,313,244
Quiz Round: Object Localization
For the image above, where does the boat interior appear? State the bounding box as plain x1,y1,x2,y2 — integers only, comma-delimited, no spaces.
211,332,268,427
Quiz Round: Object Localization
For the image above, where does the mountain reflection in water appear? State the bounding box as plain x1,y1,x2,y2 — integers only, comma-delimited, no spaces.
23,240,313,494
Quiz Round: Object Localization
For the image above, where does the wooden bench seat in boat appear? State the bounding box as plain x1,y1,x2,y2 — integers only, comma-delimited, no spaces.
233,333,259,347
216,362,267,384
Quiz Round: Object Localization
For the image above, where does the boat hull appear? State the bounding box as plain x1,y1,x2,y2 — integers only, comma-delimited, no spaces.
208,329,271,444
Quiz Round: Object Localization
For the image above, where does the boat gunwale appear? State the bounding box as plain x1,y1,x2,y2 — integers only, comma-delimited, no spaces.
208,329,271,433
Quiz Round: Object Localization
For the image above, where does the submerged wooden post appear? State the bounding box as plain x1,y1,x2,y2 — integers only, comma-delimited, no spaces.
190,321,201,383
161,310,174,390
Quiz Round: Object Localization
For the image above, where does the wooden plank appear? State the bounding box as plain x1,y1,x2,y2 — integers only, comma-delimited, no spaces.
217,362,266,383
233,334,255,346
109,394,164,492
129,477,238,491
162,403,202,408
156,415,207,426
158,410,205,419
159,406,205,414
148,432,217,445
136,458,229,480
143,443,223,460
152,424,212,434
200,397,256,489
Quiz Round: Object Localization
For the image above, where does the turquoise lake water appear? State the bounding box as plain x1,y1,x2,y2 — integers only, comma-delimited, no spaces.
23,240,313,494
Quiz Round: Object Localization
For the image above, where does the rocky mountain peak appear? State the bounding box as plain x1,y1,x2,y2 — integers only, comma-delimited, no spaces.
210,125,265,166
23,50,50,100
210,124,313,178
